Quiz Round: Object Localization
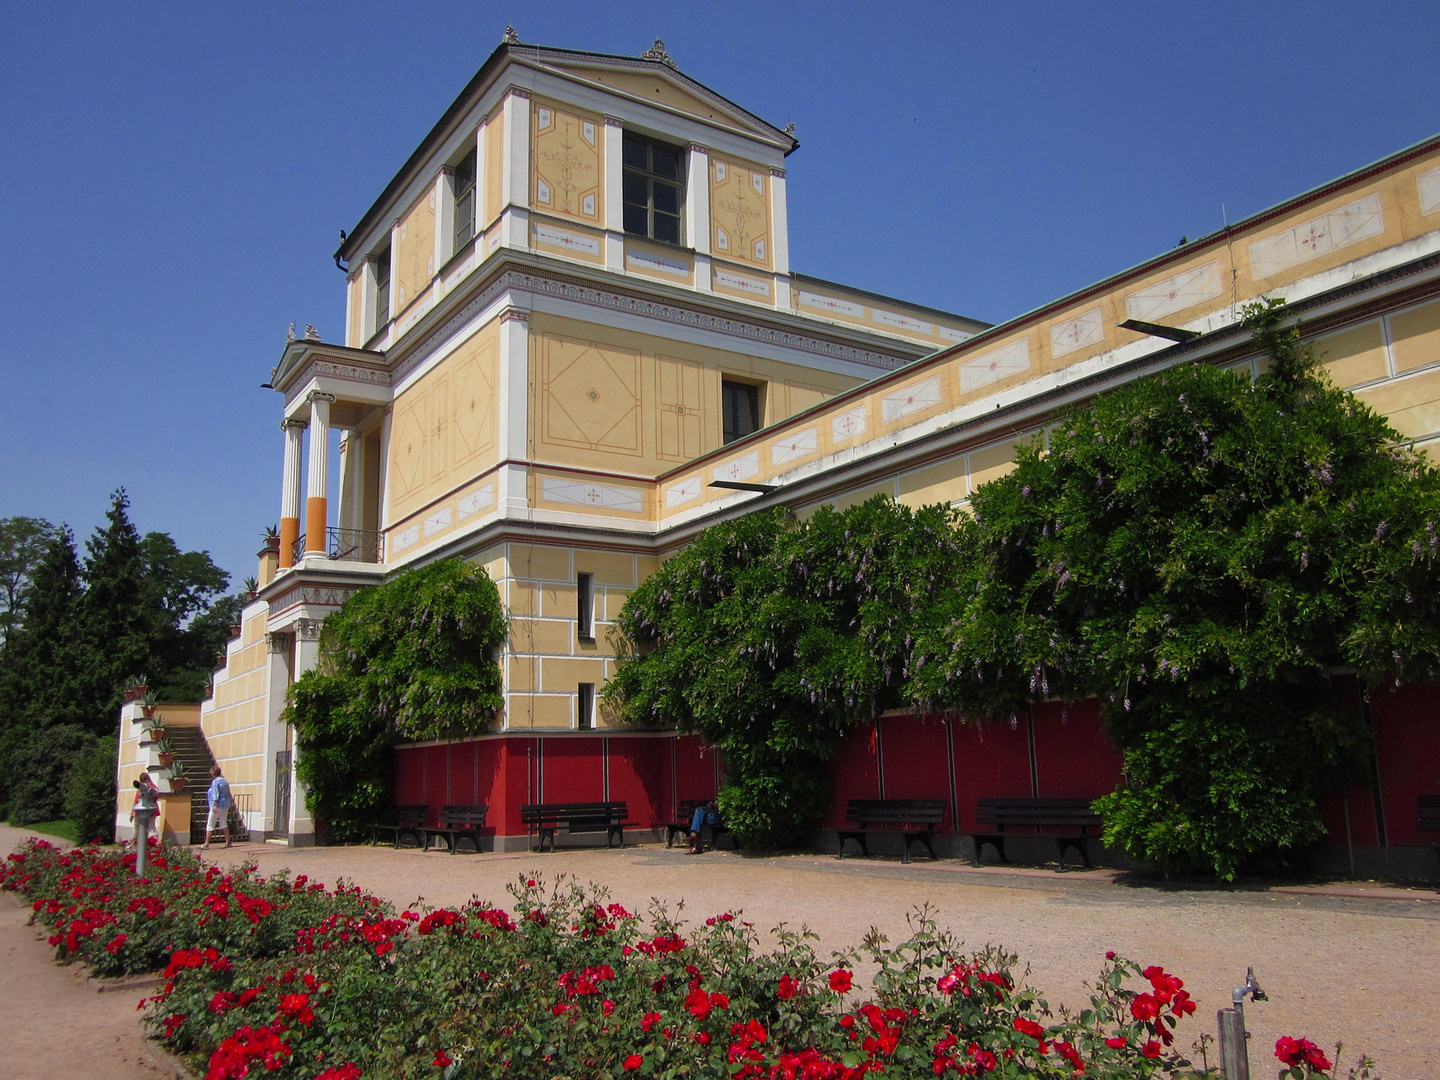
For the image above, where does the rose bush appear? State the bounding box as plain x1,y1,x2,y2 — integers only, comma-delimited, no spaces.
2,838,1379,1079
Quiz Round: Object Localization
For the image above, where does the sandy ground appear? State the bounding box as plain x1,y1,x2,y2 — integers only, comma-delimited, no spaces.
2,823,1436,1079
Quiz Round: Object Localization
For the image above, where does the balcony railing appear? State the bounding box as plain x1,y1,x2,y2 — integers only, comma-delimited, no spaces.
290,528,383,565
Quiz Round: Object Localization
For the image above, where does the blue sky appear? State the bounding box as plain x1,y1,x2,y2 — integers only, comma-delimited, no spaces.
2,2,1437,589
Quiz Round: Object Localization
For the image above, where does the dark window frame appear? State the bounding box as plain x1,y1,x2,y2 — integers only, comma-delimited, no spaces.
622,133,684,246
372,249,391,336
722,379,761,445
453,152,477,252
576,572,594,642
577,683,595,730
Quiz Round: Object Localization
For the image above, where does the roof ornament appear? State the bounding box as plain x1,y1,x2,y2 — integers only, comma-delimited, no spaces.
503,25,521,45
286,323,296,343
641,38,676,68
304,324,322,341
784,121,796,138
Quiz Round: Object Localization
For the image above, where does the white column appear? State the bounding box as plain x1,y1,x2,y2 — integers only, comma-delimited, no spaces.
474,118,489,236
433,166,454,273
603,115,625,270
305,392,334,555
278,419,305,569
769,165,791,308
687,143,712,290
288,619,323,845
386,222,401,334
261,632,294,838
501,87,531,249
496,308,530,515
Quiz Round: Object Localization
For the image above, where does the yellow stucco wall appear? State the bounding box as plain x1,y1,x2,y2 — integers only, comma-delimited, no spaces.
532,99,603,227
709,155,771,270
346,272,364,348
664,142,1440,525
386,317,501,544
494,542,660,730
394,186,436,318
483,113,504,228
198,606,271,815
528,311,858,484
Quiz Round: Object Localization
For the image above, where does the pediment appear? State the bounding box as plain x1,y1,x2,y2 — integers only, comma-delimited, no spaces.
541,61,784,145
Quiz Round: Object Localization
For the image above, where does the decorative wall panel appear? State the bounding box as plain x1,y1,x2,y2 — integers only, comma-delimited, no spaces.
710,157,771,269
532,101,602,226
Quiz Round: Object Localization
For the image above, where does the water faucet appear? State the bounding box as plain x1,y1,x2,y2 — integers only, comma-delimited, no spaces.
1232,967,1266,1008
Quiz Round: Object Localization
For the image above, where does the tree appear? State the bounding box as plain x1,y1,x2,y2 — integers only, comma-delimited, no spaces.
909,299,1440,877
605,497,967,849
285,558,507,841
0,517,57,647
63,736,119,844
137,530,231,701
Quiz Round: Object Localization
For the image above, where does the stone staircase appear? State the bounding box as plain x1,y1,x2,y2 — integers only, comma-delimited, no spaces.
168,726,251,844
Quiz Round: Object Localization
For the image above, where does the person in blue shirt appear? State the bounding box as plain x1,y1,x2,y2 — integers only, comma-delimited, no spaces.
202,766,233,850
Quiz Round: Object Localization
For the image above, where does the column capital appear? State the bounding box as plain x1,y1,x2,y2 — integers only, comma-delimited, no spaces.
505,85,532,102
307,390,337,405
499,306,530,325
435,164,455,179
266,631,294,654
295,618,323,642
687,143,709,156
281,418,308,432
603,114,624,128
769,166,787,178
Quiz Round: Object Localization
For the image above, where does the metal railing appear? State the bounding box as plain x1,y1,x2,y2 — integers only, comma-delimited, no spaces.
290,528,383,565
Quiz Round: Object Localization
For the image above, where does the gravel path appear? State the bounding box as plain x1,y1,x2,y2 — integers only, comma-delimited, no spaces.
3,823,1436,1078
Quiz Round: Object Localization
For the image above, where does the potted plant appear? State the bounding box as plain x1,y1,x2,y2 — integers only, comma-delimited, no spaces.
122,674,149,703
229,622,242,638
140,722,165,744
140,690,159,719
243,575,259,602
167,760,188,793
262,525,280,555
155,740,174,768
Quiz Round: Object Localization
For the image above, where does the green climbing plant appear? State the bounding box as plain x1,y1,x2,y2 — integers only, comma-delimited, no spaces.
284,557,506,841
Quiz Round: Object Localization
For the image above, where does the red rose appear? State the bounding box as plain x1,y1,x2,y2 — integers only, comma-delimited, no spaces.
1141,1041,1161,1059
1104,1037,1126,1049
829,969,853,993
777,974,800,1000
433,1049,451,1067
623,1054,643,1071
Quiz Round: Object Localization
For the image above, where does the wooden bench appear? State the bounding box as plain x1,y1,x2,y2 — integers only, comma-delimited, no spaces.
1417,795,1440,862
665,799,731,850
423,804,490,854
371,804,428,849
520,801,628,852
836,798,946,864
969,797,1101,872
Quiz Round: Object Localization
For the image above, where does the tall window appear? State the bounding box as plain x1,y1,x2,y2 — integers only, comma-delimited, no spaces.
577,683,594,730
576,573,594,642
372,249,391,337
453,153,476,251
622,133,683,245
722,380,760,444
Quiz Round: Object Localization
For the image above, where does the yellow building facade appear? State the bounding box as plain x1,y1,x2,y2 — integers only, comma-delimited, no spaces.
168,34,1440,845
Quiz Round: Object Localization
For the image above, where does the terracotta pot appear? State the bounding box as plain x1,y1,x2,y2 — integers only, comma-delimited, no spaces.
264,536,280,553
142,705,156,719
143,728,165,744
229,624,242,637
170,778,187,794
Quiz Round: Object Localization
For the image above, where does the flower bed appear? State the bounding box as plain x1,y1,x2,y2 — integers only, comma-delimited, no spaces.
1,839,1366,1079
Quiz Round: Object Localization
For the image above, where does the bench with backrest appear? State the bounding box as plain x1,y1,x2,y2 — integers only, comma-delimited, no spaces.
1417,795,1440,859
970,797,1101,871
423,804,490,854
836,798,947,864
665,799,731,850
520,801,629,852
371,804,429,849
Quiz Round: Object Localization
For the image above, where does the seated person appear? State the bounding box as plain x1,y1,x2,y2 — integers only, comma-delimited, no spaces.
687,800,721,854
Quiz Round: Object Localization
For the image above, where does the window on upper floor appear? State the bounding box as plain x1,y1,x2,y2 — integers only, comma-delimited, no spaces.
576,572,594,643
453,152,477,252
372,249,391,337
722,379,761,445
577,683,595,730
622,133,684,246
